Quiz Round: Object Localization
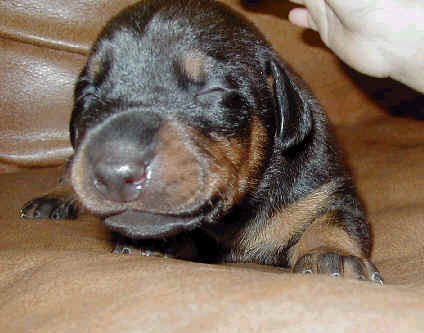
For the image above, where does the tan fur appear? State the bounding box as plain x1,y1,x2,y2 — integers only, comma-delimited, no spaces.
71,142,108,215
180,51,208,82
198,115,268,209
244,116,268,193
87,53,104,82
288,212,365,267
234,181,337,262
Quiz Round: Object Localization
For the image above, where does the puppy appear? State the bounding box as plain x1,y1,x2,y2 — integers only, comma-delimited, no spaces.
21,0,382,283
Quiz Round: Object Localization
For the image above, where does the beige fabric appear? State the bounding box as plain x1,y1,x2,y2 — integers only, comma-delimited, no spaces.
1,0,424,331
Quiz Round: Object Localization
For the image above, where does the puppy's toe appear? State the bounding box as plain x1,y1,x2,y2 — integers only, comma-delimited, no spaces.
342,255,384,285
112,241,140,255
20,197,78,220
293,252,383,285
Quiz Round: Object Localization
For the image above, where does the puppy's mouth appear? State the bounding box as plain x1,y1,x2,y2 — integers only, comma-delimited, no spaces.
104,198,217,239
104,210,195,239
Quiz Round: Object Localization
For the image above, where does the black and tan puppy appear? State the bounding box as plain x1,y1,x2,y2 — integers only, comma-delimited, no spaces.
21,0,382,283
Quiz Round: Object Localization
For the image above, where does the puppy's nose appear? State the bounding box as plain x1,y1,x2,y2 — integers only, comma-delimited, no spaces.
93,158,148,202
84,110,161,203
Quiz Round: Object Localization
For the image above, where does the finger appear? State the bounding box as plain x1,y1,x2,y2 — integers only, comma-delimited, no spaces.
288,0,305,4
288,8,318,31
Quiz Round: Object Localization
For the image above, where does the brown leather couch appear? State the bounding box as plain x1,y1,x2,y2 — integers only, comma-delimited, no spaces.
1,1,424,331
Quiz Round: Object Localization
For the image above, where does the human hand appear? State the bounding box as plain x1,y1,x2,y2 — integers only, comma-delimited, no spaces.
288,0,424,93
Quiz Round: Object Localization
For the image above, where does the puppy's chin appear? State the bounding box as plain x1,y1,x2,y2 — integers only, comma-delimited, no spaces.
104,210,201,239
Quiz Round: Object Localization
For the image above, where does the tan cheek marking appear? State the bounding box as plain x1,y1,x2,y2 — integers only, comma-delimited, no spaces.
288,212,365,267
195,133,244,210
70,149,89,203
147,122,204,209
236,181,336,258
70,143,126,214
70,147,99,212
202,115,268,208
88,53,104,82
266,75,274,91
242,115,268,192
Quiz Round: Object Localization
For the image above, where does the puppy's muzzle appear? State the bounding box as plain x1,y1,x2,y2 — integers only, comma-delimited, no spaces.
70,108,249,239
70,109,222,217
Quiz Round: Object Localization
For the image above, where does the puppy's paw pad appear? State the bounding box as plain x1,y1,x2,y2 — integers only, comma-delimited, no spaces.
20,197,78,220
293,252,383,285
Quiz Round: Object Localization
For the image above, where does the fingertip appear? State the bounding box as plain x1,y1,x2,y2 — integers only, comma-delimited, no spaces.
288,8,308,28
288,8,317,31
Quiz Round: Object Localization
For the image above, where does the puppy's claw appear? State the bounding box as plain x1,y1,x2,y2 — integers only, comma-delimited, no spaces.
112,239,172,258
293,252,383,285
366,261,384,286
113,243,135,255
372,273,384,286
20,197,78,220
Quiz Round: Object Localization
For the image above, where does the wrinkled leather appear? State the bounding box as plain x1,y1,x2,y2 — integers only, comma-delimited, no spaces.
0,0,137,172
1,0,424,331
0,37,80,171
0,0,138,54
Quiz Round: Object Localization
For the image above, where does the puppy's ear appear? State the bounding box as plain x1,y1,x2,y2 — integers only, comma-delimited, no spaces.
268,57,313,149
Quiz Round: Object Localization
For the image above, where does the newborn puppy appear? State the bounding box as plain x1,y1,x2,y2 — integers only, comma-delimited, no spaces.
21,0,382,283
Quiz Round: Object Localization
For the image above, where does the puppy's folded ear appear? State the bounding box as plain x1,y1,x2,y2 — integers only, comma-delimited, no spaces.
268,57,313,149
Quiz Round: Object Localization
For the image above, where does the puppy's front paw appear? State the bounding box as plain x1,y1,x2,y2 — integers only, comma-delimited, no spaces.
293,252,384,285
20,196,79,220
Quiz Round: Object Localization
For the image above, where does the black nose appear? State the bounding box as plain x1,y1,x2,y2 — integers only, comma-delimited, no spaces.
93,157,148,202
84,110,161,203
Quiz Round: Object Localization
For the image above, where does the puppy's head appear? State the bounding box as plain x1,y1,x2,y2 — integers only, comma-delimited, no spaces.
69,0,313,239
